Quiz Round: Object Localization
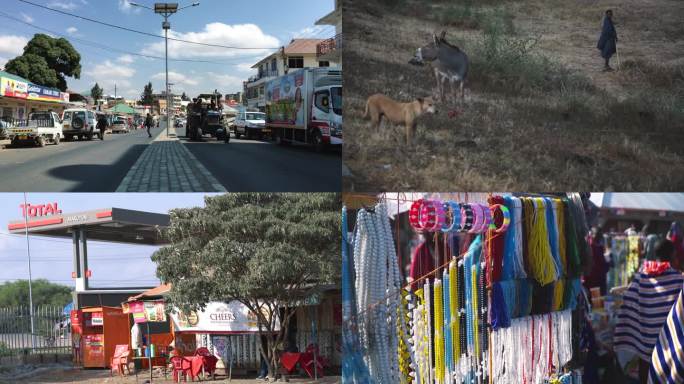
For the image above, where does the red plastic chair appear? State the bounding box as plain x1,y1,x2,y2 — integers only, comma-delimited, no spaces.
301,344,326,379
194,347,211,356
170,356,194,382
110,344,130,376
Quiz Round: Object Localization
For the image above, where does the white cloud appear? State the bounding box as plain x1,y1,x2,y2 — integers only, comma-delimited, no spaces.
142,23,279,59
235,62,257,73
151,71,199,87
47,1,80,10
118,0,140,14
84,60,136,93
117,54,134,64
206,72,244,93
0,35,28,57
20,13,34,23
66,27,78,35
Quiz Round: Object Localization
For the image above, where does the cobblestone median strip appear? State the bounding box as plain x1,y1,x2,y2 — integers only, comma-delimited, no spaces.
116,133,227,192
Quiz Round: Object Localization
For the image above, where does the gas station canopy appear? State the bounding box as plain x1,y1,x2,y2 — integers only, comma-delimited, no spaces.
8,207,170,245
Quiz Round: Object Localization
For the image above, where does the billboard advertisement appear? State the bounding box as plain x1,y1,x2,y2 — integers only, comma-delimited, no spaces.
265,71,305,127
1,77,28,99
27,83,63,102
171,301,279,334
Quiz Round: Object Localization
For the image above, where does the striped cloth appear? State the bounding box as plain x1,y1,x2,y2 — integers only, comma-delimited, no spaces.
649,284,684,384
614,268,684,361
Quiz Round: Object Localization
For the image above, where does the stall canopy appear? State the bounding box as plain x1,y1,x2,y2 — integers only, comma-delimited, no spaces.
109,103,137,115
590,193,684,213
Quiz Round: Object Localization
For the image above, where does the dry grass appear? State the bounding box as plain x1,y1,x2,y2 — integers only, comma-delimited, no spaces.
342,0,684,191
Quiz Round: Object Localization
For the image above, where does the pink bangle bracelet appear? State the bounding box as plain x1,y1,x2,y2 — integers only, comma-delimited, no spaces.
469,203,484,234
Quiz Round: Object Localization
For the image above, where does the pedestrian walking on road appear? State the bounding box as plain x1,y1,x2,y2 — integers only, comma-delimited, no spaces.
145,113,154,138
96,114,108,141
597,9,618,71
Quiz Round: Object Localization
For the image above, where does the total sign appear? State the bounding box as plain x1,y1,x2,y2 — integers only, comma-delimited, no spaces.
20,203,62,218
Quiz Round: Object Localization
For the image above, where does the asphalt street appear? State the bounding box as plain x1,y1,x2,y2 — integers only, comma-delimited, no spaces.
178,127,341,192
0,126,341,192
0,128,161,192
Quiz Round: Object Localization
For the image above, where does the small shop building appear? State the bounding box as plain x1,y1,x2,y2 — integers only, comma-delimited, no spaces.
0,71,71,122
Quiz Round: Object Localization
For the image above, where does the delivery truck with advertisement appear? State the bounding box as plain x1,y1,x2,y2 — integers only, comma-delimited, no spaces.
265,67,342,151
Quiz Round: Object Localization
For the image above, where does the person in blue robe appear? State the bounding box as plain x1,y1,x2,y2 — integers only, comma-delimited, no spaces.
597,9,618,71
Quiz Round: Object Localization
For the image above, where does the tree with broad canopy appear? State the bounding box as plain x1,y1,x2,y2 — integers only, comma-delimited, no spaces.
151,193,341,380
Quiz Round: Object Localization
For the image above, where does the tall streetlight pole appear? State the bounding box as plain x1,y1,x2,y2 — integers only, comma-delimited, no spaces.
22,193,35,349
130,2,199,138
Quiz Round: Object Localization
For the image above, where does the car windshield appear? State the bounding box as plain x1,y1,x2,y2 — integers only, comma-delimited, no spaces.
246,113,265,120
331,87,342,116
30,113,52,120
114,118,125,124
63,111,85,121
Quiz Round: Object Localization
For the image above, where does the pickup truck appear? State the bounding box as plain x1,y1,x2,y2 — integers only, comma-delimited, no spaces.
9,111,63,147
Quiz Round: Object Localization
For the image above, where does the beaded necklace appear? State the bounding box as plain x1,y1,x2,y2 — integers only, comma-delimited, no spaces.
443,269,452,382
434,278,445,383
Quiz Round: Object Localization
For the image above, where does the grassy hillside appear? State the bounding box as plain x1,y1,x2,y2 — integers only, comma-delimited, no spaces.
342,0,684,191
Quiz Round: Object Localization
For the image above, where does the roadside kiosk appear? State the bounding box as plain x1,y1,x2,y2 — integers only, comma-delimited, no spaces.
70,306,129,368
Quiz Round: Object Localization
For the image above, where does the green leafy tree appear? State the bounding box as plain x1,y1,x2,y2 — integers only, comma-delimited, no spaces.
0,279,72,307
4,34,81,91
141,82,154,106
152,193,341,379
90,83,103,103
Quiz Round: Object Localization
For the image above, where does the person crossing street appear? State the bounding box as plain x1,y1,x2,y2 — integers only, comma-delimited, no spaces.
144,113,154,138
96,114,108,141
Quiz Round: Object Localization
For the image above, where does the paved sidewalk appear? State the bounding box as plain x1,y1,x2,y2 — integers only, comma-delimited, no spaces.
116,128,226,192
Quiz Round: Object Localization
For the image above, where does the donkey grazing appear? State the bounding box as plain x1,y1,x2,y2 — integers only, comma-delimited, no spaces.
409,31,469,103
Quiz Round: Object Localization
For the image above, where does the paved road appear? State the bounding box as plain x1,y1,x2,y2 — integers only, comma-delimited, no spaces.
0,128,161,192
0,126,341,192
180,134,341,192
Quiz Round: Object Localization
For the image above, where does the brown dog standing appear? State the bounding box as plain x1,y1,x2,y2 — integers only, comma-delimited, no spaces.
363,94,437,144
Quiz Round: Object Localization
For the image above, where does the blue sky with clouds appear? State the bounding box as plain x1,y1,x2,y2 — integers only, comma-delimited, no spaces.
0,193,217,288
0,0,335,99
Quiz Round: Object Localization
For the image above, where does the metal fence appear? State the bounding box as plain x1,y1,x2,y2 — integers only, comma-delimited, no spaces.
0,305,71,356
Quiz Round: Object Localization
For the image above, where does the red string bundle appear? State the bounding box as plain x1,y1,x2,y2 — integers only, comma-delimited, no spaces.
486,195,506,286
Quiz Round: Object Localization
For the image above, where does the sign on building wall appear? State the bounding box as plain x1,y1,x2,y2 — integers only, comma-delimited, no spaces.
171,301,280,333
27,83,63,102
1,77,28,99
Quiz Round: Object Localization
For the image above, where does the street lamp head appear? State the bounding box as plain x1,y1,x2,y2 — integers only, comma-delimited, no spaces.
154,2,179,14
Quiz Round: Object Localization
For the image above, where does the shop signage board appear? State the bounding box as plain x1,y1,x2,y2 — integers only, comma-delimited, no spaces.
122,300,166,323
20,202,62,217
171,301,280,333
27,83,63,102
1,77,28,99
91,312,103,326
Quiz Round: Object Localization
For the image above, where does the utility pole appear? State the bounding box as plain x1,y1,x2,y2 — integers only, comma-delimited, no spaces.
130,2,200,138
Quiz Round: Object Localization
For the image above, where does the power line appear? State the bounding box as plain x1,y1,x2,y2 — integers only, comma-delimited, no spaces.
0,11,258,66
17,0,281,50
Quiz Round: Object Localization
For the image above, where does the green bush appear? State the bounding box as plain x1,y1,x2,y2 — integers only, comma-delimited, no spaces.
0,341,13,357
438,3,514,34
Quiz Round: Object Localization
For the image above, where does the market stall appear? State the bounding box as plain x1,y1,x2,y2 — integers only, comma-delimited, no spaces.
342,193,595,384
